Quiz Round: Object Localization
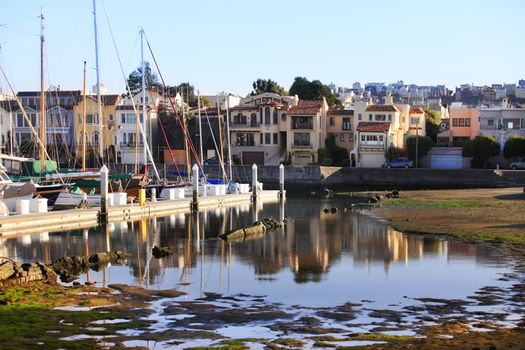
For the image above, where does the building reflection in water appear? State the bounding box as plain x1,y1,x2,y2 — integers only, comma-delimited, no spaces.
0,198,508,291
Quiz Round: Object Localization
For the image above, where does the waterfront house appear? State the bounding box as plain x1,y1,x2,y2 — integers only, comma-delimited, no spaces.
116,89,163,164
352,93,425,167
286,99,328,165
445,105,480,146
479,98,525,146
72,94,121,166
229,92,298,165
12,90,79,163
326,109,354,165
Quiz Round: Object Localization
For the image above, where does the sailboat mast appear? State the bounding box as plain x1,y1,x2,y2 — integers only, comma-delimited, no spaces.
93,0,104,165
225,94,232,181
82,61,87,171
216,95,225,181
140,29,147,167
39,9,46,171
197,91,204,165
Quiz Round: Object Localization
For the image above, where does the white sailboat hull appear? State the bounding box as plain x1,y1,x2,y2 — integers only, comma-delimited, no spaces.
54,191,101,210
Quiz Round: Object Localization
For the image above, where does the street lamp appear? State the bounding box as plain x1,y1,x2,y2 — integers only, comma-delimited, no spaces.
415,118,419,168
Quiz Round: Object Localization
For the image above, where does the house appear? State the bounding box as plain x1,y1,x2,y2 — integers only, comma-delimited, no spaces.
479,98,525,147
12,90,79,162
286,99,328,165
72,94,121,166
442,106,480,146
0,100,16,154
116,89,163,164
352,93,425,167
229,92,298,165
326,110,354,165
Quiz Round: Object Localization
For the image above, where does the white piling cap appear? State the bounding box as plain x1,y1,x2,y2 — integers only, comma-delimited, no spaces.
279,163,284,169
252,163,257,170
192,164,199,171
100,165,109,173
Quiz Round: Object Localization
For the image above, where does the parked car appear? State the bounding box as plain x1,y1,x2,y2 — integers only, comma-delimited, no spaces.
509,158,525,170
383,159,414,168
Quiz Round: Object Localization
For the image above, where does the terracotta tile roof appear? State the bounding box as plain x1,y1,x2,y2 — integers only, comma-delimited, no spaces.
356,122,391,132
230,106,258,111
101,94,120,105
288,100,324,115
327,109,354,116
409,107,425,114
366,105,398,112
17,90,81,97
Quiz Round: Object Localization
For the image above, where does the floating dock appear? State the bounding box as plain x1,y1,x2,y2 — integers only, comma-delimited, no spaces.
0,190,283,237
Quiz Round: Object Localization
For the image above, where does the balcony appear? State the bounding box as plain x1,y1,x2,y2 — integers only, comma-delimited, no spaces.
359,143,385,152
292,122,313,130
230,121,260,129
291,143,313,149
119,142,143,148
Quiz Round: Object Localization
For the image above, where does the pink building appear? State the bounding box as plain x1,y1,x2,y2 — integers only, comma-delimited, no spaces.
447,107,480,146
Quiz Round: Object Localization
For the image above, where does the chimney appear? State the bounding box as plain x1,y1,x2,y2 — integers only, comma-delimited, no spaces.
384,92,394,105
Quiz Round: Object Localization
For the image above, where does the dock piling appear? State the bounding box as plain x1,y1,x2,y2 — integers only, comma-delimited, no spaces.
279,163,284,199
191,164,199,210
252,163,258,203
100,165,109,223
151,188,157,204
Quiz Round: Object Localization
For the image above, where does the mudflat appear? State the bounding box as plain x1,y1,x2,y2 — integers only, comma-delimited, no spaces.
374,187,525,245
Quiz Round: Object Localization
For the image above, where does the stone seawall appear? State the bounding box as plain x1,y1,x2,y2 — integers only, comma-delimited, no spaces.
105,164,525,191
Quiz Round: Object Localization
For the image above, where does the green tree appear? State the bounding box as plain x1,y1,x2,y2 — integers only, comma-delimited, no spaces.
165,82,199,107
385,145,402,161
251,79,287,96
289,77,342,109
200,96,211,108
126,61,161,95
405,136,433,166
503,136,525,159
462,135,500,168
423,108,441,143
324,134,349,166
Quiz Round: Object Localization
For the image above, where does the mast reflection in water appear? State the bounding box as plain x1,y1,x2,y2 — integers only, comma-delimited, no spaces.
0,197,512,308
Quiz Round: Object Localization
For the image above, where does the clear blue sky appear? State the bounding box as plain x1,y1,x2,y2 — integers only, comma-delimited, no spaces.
1,0,523,96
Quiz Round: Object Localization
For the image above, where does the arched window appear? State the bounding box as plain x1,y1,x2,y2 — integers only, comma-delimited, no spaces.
281,113,287,122
93,131,100,145
250,113,257,127
273,108,278,124
264,107,271,125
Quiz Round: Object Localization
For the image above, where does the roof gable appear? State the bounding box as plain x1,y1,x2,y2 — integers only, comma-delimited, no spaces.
366,105,398,112
356,122,391,132
288,100,324,115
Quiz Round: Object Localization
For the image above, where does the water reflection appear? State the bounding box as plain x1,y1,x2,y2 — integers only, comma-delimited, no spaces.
0,198,512,307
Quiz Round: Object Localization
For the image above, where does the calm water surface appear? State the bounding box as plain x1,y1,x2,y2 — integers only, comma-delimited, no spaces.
0,197,514,309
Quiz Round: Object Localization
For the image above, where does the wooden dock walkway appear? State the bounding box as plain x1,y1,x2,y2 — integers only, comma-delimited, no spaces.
0,190,282,237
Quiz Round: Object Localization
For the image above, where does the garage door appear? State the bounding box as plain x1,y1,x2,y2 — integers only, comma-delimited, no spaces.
242,151,265,165
431,155,462,169
361,154,385,168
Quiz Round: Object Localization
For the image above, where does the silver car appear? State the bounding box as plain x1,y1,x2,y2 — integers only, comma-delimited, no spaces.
509,158,525,170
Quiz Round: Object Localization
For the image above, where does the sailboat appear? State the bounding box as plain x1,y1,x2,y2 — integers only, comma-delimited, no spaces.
0,163,36,212
54,1,150,208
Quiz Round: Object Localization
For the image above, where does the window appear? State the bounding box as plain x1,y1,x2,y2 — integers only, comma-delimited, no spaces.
273,108,278,124
358,113,362,121
260,133,263,145
349,133,354,142
465,118,470,127
375,114,386,121
368,114,372,121
293,133,310,146
109,114,114,121
264,107,271,125
93,132,99,145
452,118,458,127
329,117,335,126
340,134,345,142
488,119,494,126
234,113,246,125
281,113,287,122
459,118,465,127
264,133,271,144
273,132,278,144
86,114,94,124
508,122,514,129
388,114,392,121
410,117,419,125
292,116,313,129
342,118,351,130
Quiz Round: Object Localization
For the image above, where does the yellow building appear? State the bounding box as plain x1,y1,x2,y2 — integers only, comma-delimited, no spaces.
72,94,120,166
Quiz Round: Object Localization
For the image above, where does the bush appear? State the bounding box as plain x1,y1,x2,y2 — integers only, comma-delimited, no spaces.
503,137,525,159
385,145,401,161
406,136,433,164
462,135,500,169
